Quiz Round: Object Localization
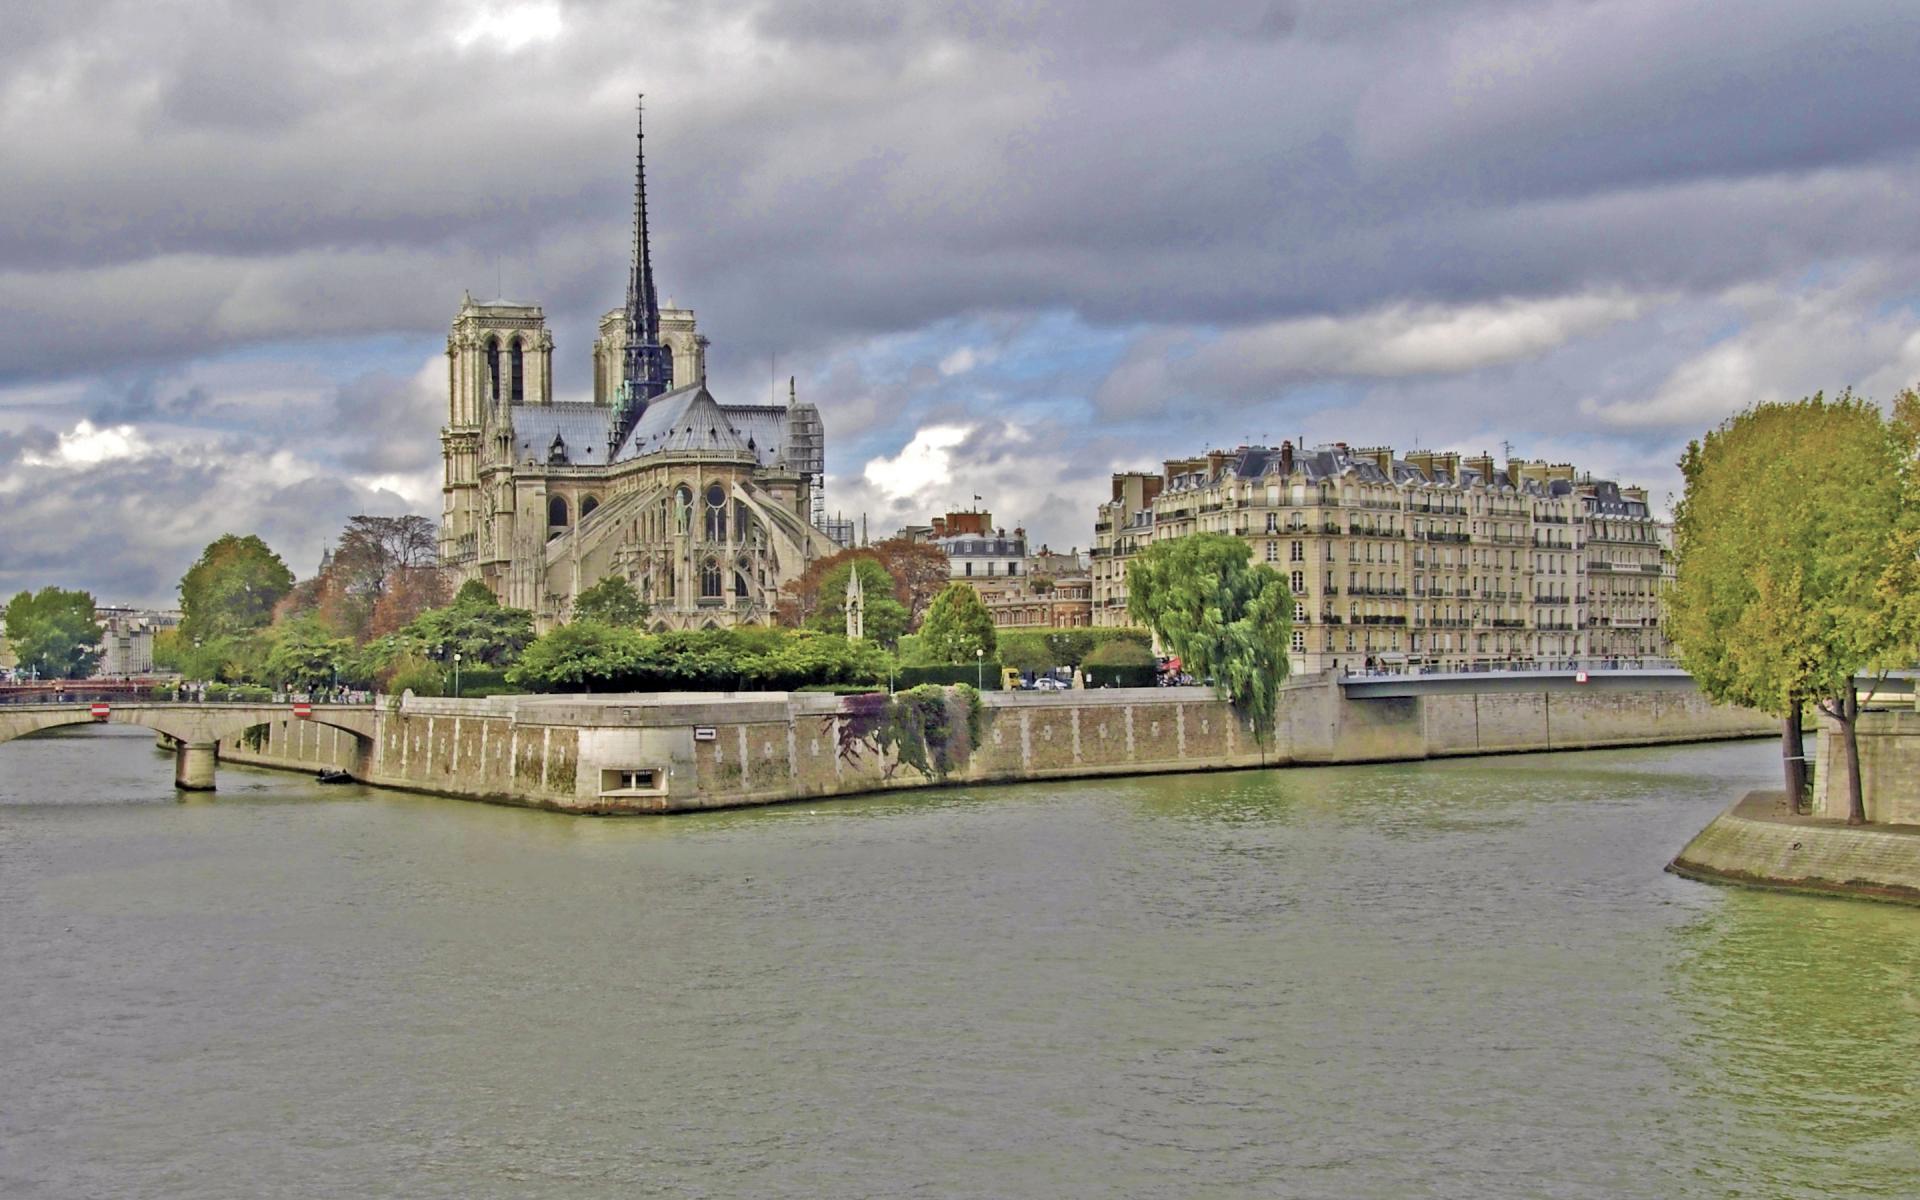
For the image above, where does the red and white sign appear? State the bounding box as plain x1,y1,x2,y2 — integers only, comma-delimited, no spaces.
1575,671,1590,684
293,702,313,719
90,702,111,720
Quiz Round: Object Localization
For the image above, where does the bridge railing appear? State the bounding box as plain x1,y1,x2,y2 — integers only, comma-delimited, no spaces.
1341,657,1681,681
0,684,380,708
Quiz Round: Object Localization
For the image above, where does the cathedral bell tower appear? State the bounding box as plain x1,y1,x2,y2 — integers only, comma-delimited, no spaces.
441,295,553,577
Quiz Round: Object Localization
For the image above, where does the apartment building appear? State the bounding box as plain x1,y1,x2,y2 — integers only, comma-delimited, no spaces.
1090,442,1670,674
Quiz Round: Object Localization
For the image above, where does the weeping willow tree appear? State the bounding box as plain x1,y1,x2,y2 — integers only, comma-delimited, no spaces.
1124,532,1293,741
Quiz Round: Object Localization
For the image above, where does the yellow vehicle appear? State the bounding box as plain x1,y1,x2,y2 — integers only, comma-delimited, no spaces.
1001,666,1023,691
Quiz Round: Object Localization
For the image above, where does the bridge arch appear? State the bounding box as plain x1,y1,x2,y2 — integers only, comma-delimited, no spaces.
0,704,377,792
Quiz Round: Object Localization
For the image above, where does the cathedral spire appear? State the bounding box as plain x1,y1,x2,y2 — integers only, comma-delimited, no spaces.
619,94,673,433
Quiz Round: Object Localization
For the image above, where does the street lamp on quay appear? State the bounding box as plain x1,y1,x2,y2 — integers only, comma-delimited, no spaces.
452,652,462,699
975,645,983,690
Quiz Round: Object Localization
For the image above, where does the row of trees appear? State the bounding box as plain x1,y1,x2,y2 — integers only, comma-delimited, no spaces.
1667,390,1920,825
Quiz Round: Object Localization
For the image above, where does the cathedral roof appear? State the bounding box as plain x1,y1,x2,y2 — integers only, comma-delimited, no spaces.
612,382,754,461
718,405,793,468
511,404,614,466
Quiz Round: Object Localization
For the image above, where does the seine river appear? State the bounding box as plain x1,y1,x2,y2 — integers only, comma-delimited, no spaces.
4,726,1918,1198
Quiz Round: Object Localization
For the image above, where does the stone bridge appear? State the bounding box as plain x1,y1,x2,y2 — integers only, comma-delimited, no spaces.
0,702,377,790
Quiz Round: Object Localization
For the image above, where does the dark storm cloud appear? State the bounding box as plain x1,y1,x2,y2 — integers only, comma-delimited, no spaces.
8,0,1919,384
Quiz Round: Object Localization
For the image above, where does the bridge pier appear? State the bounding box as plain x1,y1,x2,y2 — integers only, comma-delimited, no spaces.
174,741,217,791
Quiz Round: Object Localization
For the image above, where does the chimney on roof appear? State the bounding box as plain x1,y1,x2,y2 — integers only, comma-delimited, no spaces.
1406,449,1436,478
1279,440,1294,475
1466,453,1495,484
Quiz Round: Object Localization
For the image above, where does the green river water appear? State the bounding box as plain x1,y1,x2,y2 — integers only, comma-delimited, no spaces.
2,726,1917,1198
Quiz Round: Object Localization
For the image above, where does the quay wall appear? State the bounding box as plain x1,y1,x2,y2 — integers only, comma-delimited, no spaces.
1670,790,1920,906
1813,710,1920,825
213,674,1774,814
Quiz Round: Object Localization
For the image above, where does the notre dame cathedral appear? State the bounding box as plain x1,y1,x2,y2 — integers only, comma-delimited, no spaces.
438,104,834,629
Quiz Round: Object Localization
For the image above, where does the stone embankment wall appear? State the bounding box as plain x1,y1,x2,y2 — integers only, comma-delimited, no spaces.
215,674,1774,815
1813,710,1920,824
1670,790,1920,906
216,699,585,810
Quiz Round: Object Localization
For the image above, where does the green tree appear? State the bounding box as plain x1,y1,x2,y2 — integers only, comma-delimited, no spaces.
506,621,646,691
179,534,294,641
452,579,495,607
3,587,103,679
572,575,651,626
747,630,894,689
806,558,909,646
1667,392,1915,824
1125,533,1292,738
263,618,355,693
917,582,998,663
399,588,536,666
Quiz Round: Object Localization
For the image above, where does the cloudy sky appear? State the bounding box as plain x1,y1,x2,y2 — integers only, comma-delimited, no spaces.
5,0,1920,605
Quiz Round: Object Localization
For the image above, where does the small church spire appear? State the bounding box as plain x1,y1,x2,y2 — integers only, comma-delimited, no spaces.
845,563,865,641
617,94,673,446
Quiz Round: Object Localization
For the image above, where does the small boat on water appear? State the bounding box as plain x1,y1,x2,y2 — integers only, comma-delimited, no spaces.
315,770,353,785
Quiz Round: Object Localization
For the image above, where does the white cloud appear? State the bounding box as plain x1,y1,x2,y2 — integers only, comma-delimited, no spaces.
1092,292,1652,416
1217,292,1650,380
451,1,562,53
1583,275,1920,429
861,423,971,500
20,420,151,468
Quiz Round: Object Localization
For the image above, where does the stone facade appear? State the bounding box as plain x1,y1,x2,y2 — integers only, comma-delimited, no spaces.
1092,443,1673,674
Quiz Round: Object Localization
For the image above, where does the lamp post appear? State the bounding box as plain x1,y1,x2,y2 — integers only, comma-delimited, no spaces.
452,652,462,699
975,645,983,690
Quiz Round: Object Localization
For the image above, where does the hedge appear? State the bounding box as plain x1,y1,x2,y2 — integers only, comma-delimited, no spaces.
995,627,1152,671
896,662,1004,690
1078,664,1160,689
